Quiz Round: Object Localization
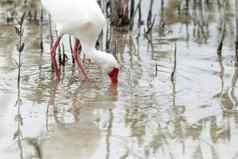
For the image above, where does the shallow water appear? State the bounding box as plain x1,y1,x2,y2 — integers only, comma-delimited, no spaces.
0,0,238,159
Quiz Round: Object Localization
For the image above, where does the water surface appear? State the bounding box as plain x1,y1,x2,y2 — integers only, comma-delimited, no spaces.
0,0,238,159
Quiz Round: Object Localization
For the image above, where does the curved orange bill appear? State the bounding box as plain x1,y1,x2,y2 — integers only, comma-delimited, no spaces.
108,68,119,84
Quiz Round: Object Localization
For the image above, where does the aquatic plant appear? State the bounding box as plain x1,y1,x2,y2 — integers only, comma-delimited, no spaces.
13,12,26,159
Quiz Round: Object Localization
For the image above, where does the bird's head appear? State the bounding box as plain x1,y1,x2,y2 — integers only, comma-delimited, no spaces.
108,67,119,84
92,50,120,85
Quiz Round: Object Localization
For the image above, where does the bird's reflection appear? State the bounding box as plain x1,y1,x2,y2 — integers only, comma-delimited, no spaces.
108,83,118,97
42,62,119,159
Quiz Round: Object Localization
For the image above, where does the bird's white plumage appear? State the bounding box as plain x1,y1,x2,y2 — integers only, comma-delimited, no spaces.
92,50,119,73
41,0,119,73
41,0,105,48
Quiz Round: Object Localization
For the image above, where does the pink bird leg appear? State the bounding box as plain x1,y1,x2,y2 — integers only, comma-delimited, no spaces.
50,35,63,81
73,39,89,80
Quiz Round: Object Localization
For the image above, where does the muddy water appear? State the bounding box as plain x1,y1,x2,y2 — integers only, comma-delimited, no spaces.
0,1,238,159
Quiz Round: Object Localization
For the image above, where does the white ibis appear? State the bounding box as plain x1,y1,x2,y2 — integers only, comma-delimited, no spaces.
41,0,120,84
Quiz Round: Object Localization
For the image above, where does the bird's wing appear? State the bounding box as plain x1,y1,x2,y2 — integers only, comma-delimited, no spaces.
41,0,106,55
41,0,105,30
